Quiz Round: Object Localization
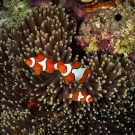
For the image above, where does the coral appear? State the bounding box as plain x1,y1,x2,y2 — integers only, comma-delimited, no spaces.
58,0,94,22
75,0,135,57
0,0,32,28
58,0,116,23
31,0,50,7
75,25,117,53
58,0,66,5
75,35,90,49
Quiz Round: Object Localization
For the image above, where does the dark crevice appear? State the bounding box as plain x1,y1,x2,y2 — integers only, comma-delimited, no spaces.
115,14,122,21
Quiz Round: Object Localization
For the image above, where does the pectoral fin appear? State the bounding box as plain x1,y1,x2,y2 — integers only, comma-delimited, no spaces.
64,76,70,85
64,73,74,85
35,70,41,75
80,98,86,104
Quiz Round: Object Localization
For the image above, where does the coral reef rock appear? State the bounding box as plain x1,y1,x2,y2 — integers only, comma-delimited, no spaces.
75,0,135,58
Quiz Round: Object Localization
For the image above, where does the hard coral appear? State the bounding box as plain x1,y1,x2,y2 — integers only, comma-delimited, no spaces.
31,0,50,7
0,0,32,28
59,0,93,22
75,0,135,57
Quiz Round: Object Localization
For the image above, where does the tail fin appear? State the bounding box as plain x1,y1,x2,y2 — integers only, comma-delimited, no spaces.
27,102,40,109
27,102,35,109
79,69,90,83
65,94,70,99
88,97,93,102
65,94,73,99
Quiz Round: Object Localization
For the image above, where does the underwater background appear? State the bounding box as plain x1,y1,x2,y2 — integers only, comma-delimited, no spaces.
0,0,135,134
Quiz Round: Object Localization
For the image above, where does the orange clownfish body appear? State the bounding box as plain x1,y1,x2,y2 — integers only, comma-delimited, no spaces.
56,61,93,85
25,54,56,75
65,91,93,104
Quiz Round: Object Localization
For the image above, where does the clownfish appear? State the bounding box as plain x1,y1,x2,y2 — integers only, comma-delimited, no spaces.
25,54,56,75
56,61,93,85
65,91,93,104
27,102,59,120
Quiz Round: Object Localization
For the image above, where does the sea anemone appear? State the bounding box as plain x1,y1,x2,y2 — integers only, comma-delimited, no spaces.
0,3,77,134
46,50,135,134
1,2,135,135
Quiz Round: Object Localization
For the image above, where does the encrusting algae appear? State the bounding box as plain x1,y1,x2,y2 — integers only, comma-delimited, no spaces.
81,0,93,3
114,39,135,57
86,37,98,52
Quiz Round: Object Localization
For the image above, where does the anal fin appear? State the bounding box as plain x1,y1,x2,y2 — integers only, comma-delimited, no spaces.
35,70,41,75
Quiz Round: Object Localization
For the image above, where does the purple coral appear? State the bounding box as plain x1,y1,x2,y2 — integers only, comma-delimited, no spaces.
75,35,90,49
60,0,93,22
31,0,50,7
96,31,118,53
